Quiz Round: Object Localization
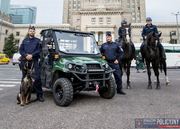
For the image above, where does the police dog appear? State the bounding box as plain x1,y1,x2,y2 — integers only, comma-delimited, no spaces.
17,68,36,106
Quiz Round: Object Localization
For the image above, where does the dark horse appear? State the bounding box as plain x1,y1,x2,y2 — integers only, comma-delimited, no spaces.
117,24,134,89
154,59,170,85
142,31,162,89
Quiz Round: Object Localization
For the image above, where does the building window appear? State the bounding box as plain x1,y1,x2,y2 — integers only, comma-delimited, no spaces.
78,8,80,11
132,12,135,15
137,17,140,20
5,30,8,35
137,7,140,10
73,4,76,6
171,31,176,35
73,8,76,11
15,39,20,44
74,0,76,1
78,3,80,6
98,33,103,42
69,0,71,1
132,17,135,21
68,13,71,16
69,8,71,11
127,7,130,10
78,0,80,1
16,32,20,36
172,39,177,44
127,2,130,5
108,0,111,2
137,12,140,15
137,2,140,5
132,2,134,5
92,18,96,22
99,18,103,22
77,19,80,23
69,4,71,6
92,0,95,2
68,18,71,21
76,26,80,29
107,17,111,22
132,7,135,10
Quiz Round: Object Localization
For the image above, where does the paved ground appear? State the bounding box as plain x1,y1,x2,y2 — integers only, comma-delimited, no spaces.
0,64,180,129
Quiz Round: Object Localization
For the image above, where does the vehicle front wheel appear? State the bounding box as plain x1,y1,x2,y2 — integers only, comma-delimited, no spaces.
99,77,116,99
53,78,73,106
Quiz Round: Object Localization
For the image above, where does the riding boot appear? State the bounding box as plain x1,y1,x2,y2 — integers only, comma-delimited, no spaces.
159,43,166,60
140,43,144,63
131,43,136,60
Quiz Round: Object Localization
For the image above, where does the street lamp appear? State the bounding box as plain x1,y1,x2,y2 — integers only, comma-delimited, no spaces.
0,16,4,41
172,12,180,44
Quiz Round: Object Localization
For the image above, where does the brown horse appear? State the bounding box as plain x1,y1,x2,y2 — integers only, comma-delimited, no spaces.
142,31,162,89
117,24,134,89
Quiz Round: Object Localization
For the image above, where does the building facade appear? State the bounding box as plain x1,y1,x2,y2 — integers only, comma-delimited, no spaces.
63,0,146,44
0,0,10,15
10,5,37,24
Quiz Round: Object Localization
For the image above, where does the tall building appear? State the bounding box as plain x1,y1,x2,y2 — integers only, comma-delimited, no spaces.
0,0,11,15
10,5,37,24
63,0,146,44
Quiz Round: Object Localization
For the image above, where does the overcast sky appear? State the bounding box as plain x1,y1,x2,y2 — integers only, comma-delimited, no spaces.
10,0,180,24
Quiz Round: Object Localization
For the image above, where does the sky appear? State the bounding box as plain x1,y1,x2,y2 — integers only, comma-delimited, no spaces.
10,0,180,24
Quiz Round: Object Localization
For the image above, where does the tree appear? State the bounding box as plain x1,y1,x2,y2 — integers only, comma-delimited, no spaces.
169,32,174,44
24,24,31,39
3,34,18,58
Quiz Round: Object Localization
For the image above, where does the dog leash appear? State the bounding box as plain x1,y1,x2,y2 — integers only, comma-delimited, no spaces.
24,60,34,71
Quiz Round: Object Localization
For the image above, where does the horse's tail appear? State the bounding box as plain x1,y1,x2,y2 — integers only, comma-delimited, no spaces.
160,60,163,73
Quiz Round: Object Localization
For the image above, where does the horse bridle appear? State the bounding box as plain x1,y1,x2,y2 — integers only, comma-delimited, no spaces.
122,27,131,43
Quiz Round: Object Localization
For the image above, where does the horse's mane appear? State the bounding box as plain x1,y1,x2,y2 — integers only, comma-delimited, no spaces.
147,31,154,41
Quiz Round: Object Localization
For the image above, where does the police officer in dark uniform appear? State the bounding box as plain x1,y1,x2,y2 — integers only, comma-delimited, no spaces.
118,19,136,59
19,26,44,102
140,17,166,62
100,33,126,95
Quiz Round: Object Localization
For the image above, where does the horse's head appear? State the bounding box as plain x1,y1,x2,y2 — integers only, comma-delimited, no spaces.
147,31,162,55
122,23,131,43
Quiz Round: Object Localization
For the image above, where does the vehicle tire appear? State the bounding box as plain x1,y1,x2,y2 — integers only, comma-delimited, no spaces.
99,77,116,99
13,63,15,65
53,78,73,106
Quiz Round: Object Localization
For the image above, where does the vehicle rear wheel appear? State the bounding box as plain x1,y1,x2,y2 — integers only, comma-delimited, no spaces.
53,78,73,106
99,77,116,99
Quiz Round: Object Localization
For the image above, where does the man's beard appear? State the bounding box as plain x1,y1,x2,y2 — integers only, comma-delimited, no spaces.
107,40,112,43
29,34,34,38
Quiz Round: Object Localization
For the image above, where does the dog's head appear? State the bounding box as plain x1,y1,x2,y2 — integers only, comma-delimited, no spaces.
26,68,36,82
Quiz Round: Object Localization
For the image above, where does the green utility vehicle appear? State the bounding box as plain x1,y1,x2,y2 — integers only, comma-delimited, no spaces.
39,29,116,106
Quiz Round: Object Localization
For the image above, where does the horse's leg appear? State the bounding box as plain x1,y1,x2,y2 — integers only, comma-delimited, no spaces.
126,61,131,89
146,61,152,89
152,62,157,85
163,60,170,85
155,61,161,89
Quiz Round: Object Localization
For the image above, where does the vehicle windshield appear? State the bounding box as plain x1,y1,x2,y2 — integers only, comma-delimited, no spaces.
55,31,100,54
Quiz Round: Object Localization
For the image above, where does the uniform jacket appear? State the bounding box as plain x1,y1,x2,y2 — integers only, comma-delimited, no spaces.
141,24,158,39
100,42,124,62
19,37,42,59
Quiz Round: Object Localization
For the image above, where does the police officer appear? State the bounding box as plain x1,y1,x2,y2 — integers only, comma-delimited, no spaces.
100,33,126,95
140,17,166,61
118,19,136,59
19,26,44,102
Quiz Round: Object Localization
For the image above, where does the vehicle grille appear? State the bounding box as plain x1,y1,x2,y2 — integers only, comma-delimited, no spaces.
86,64,101,69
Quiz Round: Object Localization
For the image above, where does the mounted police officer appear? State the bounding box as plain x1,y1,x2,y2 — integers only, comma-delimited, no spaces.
118,19,136,59
100,33,126,95
19,26,44,102
140,17,166,62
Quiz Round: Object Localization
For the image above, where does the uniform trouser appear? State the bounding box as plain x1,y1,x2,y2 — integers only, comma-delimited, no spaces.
108,63,122,91
21,59,43,97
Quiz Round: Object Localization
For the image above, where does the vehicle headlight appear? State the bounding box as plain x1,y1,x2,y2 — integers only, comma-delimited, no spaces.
68,64,73,69
105,63,109,69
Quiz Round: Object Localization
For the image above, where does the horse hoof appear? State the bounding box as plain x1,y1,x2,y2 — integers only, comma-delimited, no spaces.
156,86,161,90
166,82,170,85
126,86,131,89
147,86,152,89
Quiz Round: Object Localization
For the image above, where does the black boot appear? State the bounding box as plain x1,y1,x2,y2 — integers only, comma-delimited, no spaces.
159,44,166,60
131,42,136,60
